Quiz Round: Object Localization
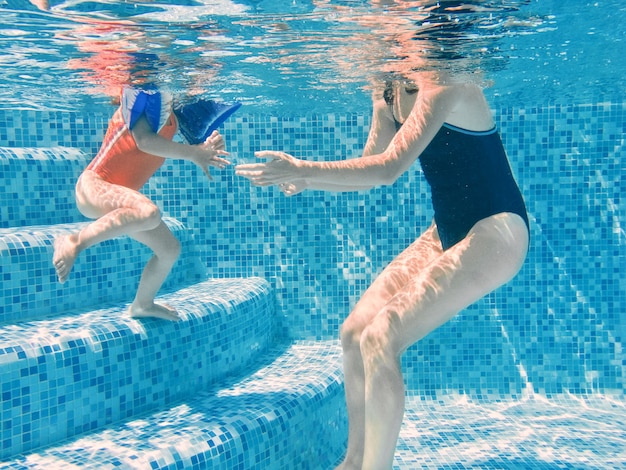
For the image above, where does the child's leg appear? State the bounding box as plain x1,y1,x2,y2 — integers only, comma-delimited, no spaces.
53,170,163,283
127,221,181,321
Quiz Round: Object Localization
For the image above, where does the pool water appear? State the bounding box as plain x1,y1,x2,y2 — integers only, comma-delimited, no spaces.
1,0,624,113
0,0,624,469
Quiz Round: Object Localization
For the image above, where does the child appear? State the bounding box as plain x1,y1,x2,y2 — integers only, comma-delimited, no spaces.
53,87,241,321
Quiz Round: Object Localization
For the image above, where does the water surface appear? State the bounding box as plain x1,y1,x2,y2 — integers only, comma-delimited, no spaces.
0,0,624,113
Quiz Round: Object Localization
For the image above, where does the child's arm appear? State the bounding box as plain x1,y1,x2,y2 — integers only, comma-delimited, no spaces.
131,115,230,179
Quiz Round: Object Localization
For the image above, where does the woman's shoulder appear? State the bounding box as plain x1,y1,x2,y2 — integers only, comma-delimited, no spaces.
427,81,482,99
442,83,494,131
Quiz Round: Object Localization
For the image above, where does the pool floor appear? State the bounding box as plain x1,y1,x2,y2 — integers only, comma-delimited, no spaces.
390,394,625,469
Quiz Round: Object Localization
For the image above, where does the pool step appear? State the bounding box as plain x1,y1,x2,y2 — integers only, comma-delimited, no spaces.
0,147,89,228
0,340,347,470
0,217,205,324
0,277,275,460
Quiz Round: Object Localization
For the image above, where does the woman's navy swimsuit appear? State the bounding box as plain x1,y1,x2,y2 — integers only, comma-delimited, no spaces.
418,122,529,250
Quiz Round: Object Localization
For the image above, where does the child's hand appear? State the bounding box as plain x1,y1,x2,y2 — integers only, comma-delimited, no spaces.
194,130,230,180
203,130,226,153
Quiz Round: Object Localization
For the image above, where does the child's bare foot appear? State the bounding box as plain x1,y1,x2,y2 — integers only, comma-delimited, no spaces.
129,302,180,321
53,235,79,283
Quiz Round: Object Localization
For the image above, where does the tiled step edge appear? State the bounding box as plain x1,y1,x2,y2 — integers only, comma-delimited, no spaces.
0,340,347,470
0,277,275,460
0,217,206,323
0,147,88,228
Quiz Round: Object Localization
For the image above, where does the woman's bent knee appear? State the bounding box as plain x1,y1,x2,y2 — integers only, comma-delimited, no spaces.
340,319,360,351
359,312,401,365
341,308,372,352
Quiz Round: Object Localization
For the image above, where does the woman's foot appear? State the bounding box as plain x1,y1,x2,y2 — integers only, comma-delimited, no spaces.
129,302,180,321
53,234,79,283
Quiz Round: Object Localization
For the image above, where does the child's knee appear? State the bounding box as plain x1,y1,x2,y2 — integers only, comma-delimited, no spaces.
141,204,163,229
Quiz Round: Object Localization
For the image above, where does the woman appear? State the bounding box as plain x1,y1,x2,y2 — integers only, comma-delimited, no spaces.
236,71,529,469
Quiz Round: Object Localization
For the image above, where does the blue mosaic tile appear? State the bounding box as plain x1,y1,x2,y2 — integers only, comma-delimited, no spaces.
1,341,346,470
0,278,274,459
0,147,88,228
0,218,203,323
0,100,624,468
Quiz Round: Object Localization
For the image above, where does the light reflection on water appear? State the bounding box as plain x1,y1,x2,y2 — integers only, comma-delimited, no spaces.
3,0,621,113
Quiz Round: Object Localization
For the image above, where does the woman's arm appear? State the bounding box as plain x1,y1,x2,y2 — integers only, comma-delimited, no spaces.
362,98,398,158
237,83,463,192
131,115,230,179
271,96,401,195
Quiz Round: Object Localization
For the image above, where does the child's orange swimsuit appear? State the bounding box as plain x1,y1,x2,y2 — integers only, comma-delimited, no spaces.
86,107,178,191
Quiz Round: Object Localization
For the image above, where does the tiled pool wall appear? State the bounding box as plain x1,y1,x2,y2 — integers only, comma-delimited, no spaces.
0,100,624,399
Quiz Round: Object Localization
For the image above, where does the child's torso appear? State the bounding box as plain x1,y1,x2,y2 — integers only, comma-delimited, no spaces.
86,109,178,190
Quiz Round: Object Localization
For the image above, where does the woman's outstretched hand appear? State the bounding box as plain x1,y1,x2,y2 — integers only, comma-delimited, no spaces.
236,151,307,196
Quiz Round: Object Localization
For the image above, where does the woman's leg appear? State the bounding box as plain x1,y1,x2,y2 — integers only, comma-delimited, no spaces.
336,223,444,470
359,213,529,470
53,171,168,292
